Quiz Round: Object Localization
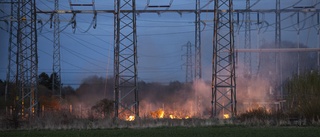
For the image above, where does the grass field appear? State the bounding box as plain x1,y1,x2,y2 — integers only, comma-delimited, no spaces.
1,126,320,137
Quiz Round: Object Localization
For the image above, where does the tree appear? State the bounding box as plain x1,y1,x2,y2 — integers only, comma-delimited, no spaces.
285,71,320,122
38,72,61,91
91,98,114,118
39,72,50,89
0,79,4,96
50,72,61,91
75,75,108,104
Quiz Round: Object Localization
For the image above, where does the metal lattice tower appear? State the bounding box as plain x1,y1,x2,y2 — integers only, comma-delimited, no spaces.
275,0,282,98
5,1,19,114
194,0,202,80
52,0,62,100
244,0,252,76
114,0,138,119
6,0,38,118
0,3,7,32
212,0,236,118
183,41,193,83
194,0,202,117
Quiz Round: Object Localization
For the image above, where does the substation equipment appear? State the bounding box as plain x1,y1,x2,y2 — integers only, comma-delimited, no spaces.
2,0,320,119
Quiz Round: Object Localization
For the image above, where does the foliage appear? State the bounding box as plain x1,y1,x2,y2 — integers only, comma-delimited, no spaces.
39,72,50,89
91,98,114,118
238,107,270,120
0,79,4,96
38,72,61,91
75,75,113,104
285,71,320,122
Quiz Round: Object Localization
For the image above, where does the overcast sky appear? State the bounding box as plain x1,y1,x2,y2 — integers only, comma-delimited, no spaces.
0,0,318,87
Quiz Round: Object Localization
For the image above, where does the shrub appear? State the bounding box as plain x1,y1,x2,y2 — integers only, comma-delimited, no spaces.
285,71,320,123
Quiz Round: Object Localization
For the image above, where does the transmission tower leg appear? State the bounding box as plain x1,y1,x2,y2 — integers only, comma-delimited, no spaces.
6,0,38,120
244,0,252,76
212,0,236,119
53,0,62,102
275,0,282,100
193,0,202,117
195,0,202,80
6,1,19,116
183,41,193,83
114,0,138,119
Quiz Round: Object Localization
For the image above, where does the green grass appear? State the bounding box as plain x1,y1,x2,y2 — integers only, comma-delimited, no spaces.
1,126,320,137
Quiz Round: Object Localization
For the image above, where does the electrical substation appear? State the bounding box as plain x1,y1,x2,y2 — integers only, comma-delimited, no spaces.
1,0,320,121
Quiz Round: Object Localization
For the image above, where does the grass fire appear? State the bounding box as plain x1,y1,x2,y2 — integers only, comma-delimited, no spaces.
1,1,320,137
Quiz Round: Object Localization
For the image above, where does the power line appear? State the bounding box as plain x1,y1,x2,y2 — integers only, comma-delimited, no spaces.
38,48,98,73
39,33,107,69
61,33,111,58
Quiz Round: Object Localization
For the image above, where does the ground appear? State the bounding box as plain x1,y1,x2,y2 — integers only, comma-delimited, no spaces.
1,126,320,137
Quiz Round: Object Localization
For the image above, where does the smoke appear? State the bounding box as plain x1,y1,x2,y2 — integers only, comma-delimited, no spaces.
234,41,318,113
138,80,212,118
192,79,212,117
236,64,274,113
60,40,319,118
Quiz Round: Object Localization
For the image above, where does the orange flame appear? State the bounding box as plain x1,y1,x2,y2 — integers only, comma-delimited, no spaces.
150,108,164,118
223,114,230,119
169,114,175,119
126,115,135,121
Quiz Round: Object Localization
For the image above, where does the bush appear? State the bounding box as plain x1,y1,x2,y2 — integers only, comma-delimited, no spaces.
91,98,114,119
285,71,320,123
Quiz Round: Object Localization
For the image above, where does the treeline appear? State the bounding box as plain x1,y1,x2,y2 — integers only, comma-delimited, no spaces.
1,70,320,121
285,70,320,121
0,73,196,113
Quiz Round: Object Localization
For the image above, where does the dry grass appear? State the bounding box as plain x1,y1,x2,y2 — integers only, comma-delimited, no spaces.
2,109,320,130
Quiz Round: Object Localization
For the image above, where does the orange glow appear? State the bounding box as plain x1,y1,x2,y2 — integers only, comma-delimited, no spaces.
150,108,165,119
168,114,190,119
223,114,230,119
169,114,175,119
126,115,135,121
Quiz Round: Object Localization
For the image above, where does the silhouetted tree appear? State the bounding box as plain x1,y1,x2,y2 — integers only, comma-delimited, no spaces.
285,71,320,122
91,98,114,118
50,72,61,91
39,72,50,89
38,72,61,91
0,79,4,96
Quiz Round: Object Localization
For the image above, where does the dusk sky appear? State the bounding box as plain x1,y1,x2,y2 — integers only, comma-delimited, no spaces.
0,0,318,88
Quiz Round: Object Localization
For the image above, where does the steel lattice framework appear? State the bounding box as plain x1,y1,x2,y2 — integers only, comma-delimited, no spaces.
6,0,38,118
52,0,62,100
275,0,282,98
183,41,193,83
194,0,202,80
114,0,138,118
244,0,252,76
212,0,236,118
